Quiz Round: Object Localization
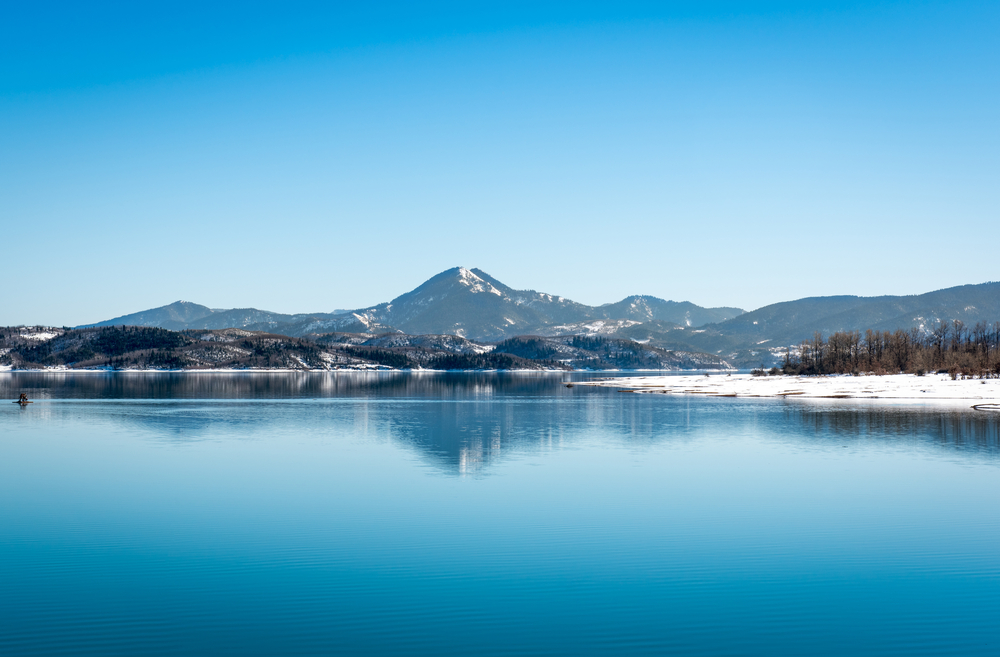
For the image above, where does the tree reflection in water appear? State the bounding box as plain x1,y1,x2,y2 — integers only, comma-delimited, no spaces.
3,372,998,474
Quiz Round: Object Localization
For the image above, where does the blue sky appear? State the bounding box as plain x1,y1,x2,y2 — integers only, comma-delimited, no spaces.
2,1,997,325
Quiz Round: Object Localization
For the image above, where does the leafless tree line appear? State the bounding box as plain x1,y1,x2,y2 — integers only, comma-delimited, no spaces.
780,320,1000,377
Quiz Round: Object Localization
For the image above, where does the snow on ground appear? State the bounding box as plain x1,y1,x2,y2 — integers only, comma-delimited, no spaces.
579,373,1000,406
544,319,642,335
19,331,60,341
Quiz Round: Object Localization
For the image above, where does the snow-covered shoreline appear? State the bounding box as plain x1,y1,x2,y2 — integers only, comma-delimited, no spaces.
578,373,1000,406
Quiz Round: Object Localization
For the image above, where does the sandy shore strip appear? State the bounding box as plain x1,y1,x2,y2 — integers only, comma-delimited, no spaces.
576,373,1000,407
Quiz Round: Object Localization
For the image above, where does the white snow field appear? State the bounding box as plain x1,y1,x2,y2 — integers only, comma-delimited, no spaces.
579,373,1000,407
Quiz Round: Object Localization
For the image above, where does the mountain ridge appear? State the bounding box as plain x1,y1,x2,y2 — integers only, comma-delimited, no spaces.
82,267,744,340
78,268,1000,367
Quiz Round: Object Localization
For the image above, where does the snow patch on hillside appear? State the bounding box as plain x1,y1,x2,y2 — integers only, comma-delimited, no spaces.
458,268,502,296
541,319,642,336
19,330,60,341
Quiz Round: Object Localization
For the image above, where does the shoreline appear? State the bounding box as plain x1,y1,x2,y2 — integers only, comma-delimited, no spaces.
577,372,1000,406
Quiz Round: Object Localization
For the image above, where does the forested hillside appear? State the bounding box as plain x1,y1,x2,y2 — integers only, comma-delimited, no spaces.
1,326,730,371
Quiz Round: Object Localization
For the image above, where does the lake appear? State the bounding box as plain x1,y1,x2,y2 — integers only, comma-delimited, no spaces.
2,372,999,656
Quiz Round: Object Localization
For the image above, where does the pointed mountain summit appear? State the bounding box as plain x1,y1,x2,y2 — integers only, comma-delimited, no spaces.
351,267,597,340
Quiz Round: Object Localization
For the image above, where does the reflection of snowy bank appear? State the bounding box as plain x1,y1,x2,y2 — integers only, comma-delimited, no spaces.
579,373,1000,405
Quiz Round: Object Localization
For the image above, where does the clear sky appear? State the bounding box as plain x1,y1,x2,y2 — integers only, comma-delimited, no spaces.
2,1,998,326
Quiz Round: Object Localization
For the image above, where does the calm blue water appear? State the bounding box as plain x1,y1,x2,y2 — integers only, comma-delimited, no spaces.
1,372,999,656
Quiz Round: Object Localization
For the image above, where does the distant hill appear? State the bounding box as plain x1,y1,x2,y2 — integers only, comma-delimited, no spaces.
637,282,1000,367
597,296,744,327
87,301,216,330
705,282,1000,346
83,302,364,335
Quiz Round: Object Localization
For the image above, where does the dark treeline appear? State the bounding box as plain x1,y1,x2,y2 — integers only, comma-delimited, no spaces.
425,352,554,371
95,326,190,355
237,336,323,368
568,335,689,369
340,346,415,370
777,320,1000,377
494,337,560,360
326,346,564,370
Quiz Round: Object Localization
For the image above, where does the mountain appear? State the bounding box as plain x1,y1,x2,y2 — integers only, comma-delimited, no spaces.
81,267,743,340
349,267,603,340
88,301,216,330
83,303,367,335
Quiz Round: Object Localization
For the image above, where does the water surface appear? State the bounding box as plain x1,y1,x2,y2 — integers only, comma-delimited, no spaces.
2,372,999,655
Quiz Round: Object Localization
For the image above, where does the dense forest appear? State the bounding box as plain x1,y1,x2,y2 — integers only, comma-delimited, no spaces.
773,320,1000,377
